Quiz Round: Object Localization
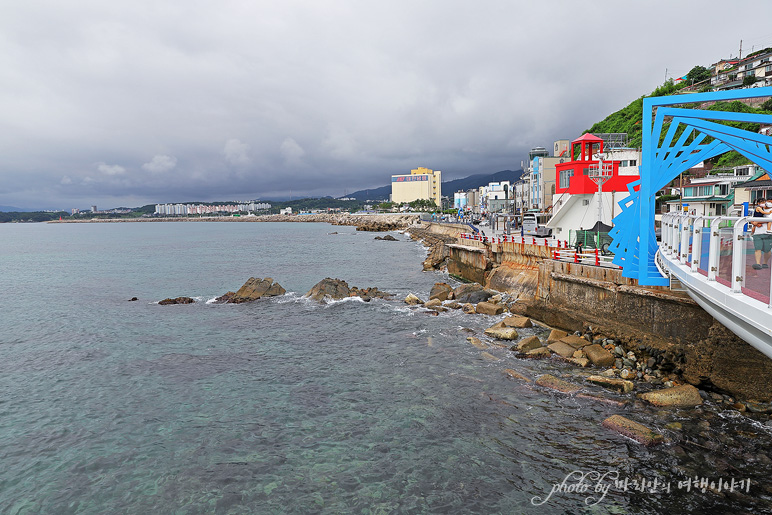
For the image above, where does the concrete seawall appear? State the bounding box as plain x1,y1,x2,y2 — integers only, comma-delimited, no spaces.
420,222,772,401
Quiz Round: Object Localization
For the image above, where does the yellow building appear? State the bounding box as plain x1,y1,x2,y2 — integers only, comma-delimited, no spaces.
391,167,442,206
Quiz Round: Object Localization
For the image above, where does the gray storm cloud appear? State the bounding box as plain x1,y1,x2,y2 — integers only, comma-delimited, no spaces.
0,0,770,209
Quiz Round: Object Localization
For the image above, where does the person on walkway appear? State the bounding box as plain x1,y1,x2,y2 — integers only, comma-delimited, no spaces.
751,198,772,270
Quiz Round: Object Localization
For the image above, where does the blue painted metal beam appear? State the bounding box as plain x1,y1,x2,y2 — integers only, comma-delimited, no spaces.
614,86,772,286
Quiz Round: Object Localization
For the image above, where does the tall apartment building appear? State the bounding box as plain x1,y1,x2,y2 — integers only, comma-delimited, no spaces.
391,167,442,206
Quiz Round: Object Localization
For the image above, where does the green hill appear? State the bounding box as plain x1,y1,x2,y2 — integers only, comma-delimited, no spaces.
585,78,772,169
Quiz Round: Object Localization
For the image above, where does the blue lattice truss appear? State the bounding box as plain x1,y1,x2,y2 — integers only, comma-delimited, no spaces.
609,87,772,286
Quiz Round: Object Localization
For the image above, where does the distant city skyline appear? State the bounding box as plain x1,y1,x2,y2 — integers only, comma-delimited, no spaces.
2,1,772,210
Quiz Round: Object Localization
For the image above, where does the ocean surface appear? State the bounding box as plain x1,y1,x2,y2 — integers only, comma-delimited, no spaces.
1,221,771,514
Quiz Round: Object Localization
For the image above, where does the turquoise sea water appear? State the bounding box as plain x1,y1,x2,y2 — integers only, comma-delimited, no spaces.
1,221,771,514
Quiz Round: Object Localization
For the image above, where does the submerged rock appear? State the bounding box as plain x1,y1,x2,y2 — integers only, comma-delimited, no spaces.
535,374,582,394
504,368,531,382
586,375,634,394
602,415,664,446
640,384,703,407
374,234,398,241
217,277,286,304
467,337,487,349
159,296,195,305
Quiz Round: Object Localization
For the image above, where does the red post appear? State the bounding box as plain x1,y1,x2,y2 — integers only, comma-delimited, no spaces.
574,250,579,263
595,248,600,266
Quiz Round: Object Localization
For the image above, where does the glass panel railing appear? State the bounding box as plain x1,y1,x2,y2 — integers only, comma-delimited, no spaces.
743,227,772,304
717,226,734,287
697,228,710,276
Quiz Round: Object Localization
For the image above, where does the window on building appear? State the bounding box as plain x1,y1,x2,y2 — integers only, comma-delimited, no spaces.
718,184,729,195
620,160,628,167
737,167,750,176
559,169,574,189
684,187,694,197
629,160,637,167
766,65,772,72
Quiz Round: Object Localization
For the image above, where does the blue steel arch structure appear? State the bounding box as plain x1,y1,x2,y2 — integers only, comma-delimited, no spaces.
609,87,772,286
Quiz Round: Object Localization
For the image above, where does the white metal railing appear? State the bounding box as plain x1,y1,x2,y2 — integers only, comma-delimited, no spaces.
660,212,772,307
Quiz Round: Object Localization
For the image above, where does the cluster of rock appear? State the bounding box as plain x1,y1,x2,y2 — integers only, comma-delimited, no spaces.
158,296,195,305
374,235,398,241
305,278,393,302
214,277,286,304
403,282,508,316
405,227,457,271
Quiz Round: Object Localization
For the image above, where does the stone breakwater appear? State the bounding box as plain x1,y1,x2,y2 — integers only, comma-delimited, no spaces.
49,213,418,231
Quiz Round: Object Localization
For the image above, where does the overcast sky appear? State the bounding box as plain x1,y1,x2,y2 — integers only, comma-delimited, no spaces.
2,1,772,210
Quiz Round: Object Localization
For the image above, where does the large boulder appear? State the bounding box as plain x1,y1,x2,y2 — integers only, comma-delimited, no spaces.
476,301,504,316
502,315,532,328
429,283,453,301
217,277,286,304
404,293,424,305
546,329,568,343
305,278,350,302
484,326,519,340
547,341,576,359
515,335,542,353
584,344,615,367
452,283,494,304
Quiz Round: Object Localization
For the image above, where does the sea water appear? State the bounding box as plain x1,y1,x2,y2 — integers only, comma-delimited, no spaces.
1,221,771,514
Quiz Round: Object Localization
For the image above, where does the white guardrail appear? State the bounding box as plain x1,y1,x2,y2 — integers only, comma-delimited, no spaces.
660,212,772,307
458,233,620,269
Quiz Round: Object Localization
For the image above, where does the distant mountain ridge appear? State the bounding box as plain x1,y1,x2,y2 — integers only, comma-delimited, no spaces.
344,169,524,201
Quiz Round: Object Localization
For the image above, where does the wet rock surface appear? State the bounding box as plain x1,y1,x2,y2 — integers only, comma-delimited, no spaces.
158,296,195,305
216,277,286,304
305,278,392,302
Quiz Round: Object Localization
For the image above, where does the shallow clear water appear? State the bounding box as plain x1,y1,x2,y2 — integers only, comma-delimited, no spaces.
1,221,771,514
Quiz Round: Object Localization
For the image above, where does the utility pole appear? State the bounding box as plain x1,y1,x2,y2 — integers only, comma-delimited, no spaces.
739,39,743,60
664,68,668,82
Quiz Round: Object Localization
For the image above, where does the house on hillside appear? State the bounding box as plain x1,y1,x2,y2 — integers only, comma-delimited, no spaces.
665,165,758,216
